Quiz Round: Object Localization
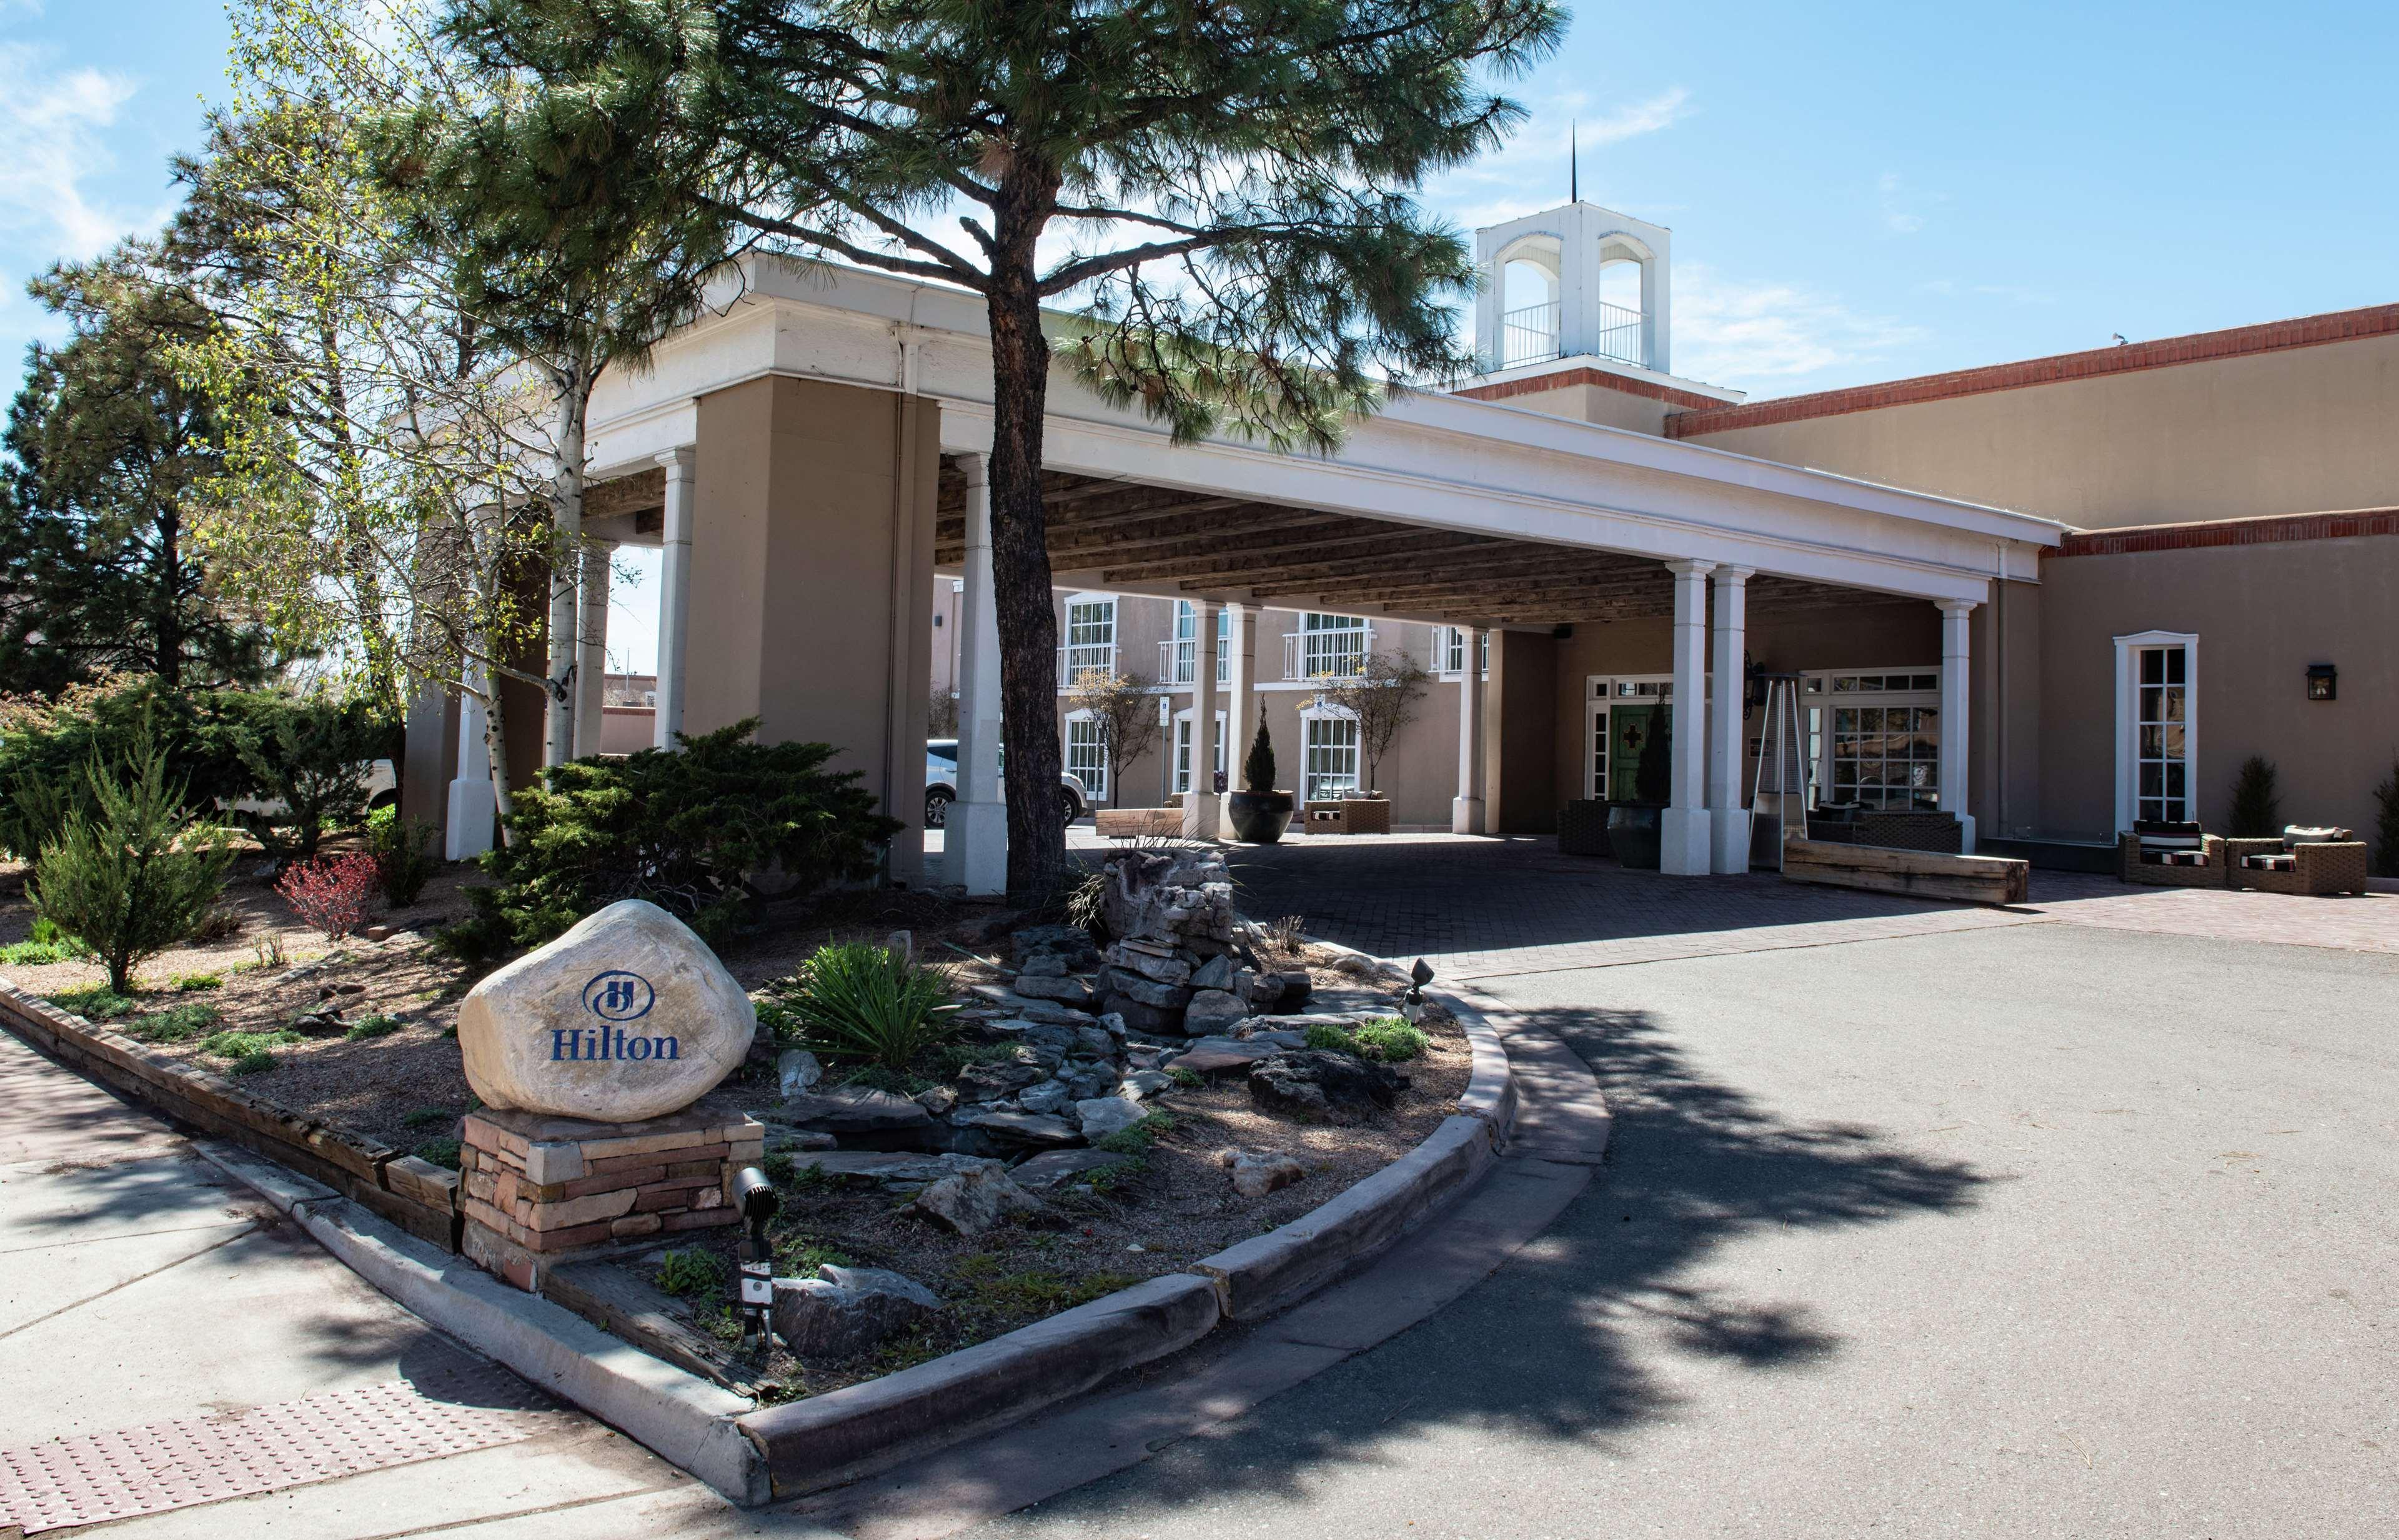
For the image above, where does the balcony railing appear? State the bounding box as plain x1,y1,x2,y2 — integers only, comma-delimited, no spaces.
1283,627,1373,682
1057,642,1118,688
1494,299,1649,372
1157,637,1229,688
1500,301,1561,369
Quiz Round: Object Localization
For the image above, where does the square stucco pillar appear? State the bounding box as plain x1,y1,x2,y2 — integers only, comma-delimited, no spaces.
1224,604,1258,814
445,668,495,861
1452,626,1488,833
1939,599,1978,853
652,448,695,750
1661,559,1715,875
685,375,939,882
1708,567,1752,873
572,540,613,759
1184,601,1224,840
951,454,1008,895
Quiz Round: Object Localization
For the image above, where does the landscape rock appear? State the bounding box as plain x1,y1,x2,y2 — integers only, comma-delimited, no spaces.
1120,1069,1174,1100
777,1048,823,1099
777,1085,938,1137
912,1085,958,1117
1273,971,1313,1011
771,1264,941,1359
1170,1041,1276,1078
1009,1150,1135,1192
948,1109,1083,1146
1063,1061,1121,1101
968,986,1098,1025
783,1151,1003,1191
1106,944,1193,986
1075,1097,1146,1141
1124,1044,1168,1070
910,1164,1047,1235
758,1123,839,1153
1010,923,1101,972
1191,955,1236,991
1233,970,1285,1010
457,899,755,1122
1074,1024,1118,1057
1182,988,1249,1036
1018,953,1070,978
1012,974,1096,1008
1100,995,1181,1033
1017,1079,1073,1116
1103,970,1194,1011
1226,1153,1308,1199
953,1060,1048,1104
1248,1050,1407,1118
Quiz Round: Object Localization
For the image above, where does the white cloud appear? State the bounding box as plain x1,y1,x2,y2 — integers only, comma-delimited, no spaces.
1674,264,1929,385
0,44,143,261
1877,171,1927,235
1584,87,1692,147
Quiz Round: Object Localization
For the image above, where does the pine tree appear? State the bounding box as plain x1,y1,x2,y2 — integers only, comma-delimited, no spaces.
29,729,238,994
2375,758,2399,879
2227,755,2282,838
436,0,1564,894
1244,706,1279,795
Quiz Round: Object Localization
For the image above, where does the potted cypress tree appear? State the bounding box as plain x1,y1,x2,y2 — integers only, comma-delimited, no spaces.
1228,706,1296,844
1606,707,1673,870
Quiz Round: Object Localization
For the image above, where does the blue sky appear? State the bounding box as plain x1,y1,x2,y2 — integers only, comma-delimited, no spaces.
6,1,2396,668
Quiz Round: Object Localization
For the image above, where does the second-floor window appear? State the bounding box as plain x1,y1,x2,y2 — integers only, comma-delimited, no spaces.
1441,627,1489,677
1297,612,1368,680
1169,601,1230,686
1062,596,1116,685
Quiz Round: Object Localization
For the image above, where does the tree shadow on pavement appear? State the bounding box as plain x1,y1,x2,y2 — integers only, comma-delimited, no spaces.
968,1000,1987,1530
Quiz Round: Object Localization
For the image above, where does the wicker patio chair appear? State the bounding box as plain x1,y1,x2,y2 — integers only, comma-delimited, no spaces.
2223,836,2372,895
2118,824,2228,888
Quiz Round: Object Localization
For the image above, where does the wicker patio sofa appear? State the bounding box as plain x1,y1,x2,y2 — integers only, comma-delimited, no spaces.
2224,828,2372,895
2118,822,2227,887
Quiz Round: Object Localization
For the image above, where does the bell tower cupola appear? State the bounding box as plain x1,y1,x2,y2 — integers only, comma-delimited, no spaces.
1474,202,1674,377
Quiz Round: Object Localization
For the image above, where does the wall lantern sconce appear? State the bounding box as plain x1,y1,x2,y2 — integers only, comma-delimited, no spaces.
2307,663,2337,702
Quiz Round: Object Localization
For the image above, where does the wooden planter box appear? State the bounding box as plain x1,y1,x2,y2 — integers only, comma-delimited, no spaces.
1783,833,2029,905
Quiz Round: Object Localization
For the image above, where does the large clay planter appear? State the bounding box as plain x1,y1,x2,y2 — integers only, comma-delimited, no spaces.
1228,790,1296,844
1606,803,1664,870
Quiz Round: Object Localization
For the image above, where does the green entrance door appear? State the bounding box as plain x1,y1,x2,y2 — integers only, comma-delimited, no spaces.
1608,703,1674,802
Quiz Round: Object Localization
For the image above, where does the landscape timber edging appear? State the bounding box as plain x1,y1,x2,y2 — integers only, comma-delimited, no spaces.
733,945,1517,1498
0,980,462,1251
4,951,1517,1509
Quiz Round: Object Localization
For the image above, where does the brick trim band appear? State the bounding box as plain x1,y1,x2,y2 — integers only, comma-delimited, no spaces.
1666,304,2399,439
2049,507,2399,558
1456,365,1733,414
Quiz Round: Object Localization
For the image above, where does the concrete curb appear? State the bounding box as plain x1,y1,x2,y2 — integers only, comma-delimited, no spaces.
34,941,1521,1511
189,1139,770,1506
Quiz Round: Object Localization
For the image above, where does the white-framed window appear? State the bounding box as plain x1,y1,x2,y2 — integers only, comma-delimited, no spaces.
1441,627,1490,678
1172,708,1228,794
2113,631,2198,828
1293,612,1369,681
1584,675,1677,802
1301,707,1361,802
1065,710,1108,801
1168,601,1231,686
1785,667,1941,811
1060,594,1117,687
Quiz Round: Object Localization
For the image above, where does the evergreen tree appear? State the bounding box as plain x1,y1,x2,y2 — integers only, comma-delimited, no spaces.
1244,705,1279,795
437,0,1563,894
0,254,272,694
2227,755,2282,838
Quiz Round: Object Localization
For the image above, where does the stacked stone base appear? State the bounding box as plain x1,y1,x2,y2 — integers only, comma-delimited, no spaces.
460,1105,765,1290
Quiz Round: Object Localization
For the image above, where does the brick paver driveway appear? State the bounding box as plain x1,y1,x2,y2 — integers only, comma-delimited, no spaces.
978,832,2399,1539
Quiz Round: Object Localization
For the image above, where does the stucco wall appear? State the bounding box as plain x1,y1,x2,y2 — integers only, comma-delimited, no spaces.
1476,380,1676,435
2036,535,2399,842
1677,332,2399,527
689,375,939,872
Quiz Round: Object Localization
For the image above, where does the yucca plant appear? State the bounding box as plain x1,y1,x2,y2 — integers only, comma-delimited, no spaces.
772,942,960,1075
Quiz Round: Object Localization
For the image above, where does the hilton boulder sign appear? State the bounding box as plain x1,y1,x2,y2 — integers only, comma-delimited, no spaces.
457,900,756,1123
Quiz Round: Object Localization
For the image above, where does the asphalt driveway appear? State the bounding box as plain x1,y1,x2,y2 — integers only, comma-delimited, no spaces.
957,851,2399,1538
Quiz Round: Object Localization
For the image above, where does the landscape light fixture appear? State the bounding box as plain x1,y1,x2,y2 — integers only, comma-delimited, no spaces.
733,1165,779,1346
2307,663,2337,701
1401,958,1436,1023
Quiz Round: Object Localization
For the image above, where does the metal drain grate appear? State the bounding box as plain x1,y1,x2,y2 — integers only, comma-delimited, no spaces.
0,1362,567,1533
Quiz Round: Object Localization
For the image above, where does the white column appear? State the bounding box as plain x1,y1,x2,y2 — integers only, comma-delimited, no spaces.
1939,599,1978,853
445,675,495,860
1224,604,1258,815
1183,600,1224,840
652,447,696,750
573,541,612,758
1451,627,1488,834
951,455,1008,895
1661,559,1716,875
1708,567,1753,873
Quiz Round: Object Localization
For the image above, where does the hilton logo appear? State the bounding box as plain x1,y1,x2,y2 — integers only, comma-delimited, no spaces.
554,970,678,1063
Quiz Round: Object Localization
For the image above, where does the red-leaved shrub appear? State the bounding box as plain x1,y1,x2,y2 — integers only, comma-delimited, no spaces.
276,852,380,940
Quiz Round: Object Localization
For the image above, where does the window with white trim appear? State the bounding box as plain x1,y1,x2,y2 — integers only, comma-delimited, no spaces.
1171,601,1230,685
1061,595,1116,685
1441,627,1489,678
1065,712,1108,800
1303,713,1360,801
1299,612,1368,680
2133,644,2192,822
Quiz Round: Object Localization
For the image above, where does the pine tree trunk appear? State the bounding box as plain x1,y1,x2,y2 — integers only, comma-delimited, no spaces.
984,198,1068,898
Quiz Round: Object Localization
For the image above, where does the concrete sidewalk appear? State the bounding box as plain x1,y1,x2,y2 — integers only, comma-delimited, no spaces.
0,1028,708,1538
